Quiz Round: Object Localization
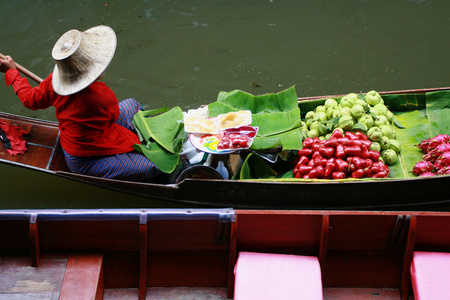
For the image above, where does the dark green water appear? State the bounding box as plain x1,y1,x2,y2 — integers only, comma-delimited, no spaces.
0,0,449,208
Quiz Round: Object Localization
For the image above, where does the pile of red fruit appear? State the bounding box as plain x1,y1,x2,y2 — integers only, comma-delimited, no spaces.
217,126,257,150
412,134,450,177
293,129,389,179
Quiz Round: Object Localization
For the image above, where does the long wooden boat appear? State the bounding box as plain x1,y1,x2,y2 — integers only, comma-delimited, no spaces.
2,207,450,299
1,87,450,210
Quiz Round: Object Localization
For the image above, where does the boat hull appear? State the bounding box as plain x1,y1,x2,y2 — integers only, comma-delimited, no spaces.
1,87,450,210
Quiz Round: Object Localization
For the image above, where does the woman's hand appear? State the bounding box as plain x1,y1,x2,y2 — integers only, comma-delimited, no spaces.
0,55,17,73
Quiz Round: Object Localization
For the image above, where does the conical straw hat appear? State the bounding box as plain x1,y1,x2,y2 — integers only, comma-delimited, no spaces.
51,25,117,96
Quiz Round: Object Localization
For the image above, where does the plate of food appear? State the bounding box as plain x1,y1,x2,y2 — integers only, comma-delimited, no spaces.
189,125,258,154
184,109,252,135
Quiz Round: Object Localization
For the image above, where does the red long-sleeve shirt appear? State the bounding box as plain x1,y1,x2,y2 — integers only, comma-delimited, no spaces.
5,69,140,156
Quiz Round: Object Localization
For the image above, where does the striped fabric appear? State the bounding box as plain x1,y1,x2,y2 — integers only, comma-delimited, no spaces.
63,98,167,182
116,97,142,131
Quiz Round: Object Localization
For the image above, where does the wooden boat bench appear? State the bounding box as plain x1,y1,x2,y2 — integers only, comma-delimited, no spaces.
402,214,450,300
228,211,329,299
233,251,322,299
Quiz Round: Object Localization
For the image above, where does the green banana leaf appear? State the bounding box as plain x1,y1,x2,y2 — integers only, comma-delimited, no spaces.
215,86,298,113
426,90,450,136
390,110,429,178
133,143,181,174
252,129,303,150
133,107,185,153
252,108,302,137
234,153,278,180
387,91,450,178
208,86,302,150
132,107,170,143
382,93,427,112
133,106,187,173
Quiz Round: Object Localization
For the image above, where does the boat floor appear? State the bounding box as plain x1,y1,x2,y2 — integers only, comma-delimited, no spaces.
0,254,412,300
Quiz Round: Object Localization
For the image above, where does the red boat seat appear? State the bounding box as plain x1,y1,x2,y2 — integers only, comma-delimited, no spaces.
410,251,450,300
234,251,323,300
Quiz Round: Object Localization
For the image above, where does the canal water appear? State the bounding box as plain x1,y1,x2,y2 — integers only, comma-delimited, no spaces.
0,0,449,208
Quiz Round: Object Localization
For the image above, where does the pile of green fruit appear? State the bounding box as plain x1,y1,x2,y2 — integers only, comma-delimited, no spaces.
300,90,401,165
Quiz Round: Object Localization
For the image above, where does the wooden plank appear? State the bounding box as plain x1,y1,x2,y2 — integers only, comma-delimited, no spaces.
102,253,139,289
323,214,407,288
324,250,404,288
0,220,29,253
323,287,401,299
60,253,104,300
29,214,40,267
139,214,147,300
401,216,416,300
319,214,330,274
0,143,54,169
38,220,140,252
0,254,67,298
227,216,238,299
104,287,229,299
236,213,323,255
148,219,230,251
147,251,228,287
414,215,450,251
48,145,69,171
327,215,400,251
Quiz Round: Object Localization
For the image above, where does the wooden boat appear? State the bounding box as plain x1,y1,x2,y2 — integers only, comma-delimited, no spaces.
1,87,450,210
2,207,450,299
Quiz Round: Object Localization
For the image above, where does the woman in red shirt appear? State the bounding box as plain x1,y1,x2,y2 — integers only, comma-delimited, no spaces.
0,25,165,182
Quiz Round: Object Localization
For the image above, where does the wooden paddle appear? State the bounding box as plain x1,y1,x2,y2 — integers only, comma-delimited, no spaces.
0,52,44,83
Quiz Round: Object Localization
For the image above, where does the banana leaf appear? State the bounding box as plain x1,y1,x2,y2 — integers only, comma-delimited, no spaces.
208,86,302,150
133,143,181,174
234,153,278,180
426,90,450,136
133,107,185,153
252,129,303,150
390,110,429,178
387,91,450,178
252,108,302,137
382,93,427,112
133,107,187,173
215,86,298,113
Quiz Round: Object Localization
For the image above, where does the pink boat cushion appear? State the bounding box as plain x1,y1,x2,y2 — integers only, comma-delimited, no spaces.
410,251,450,300
234,251,323,300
